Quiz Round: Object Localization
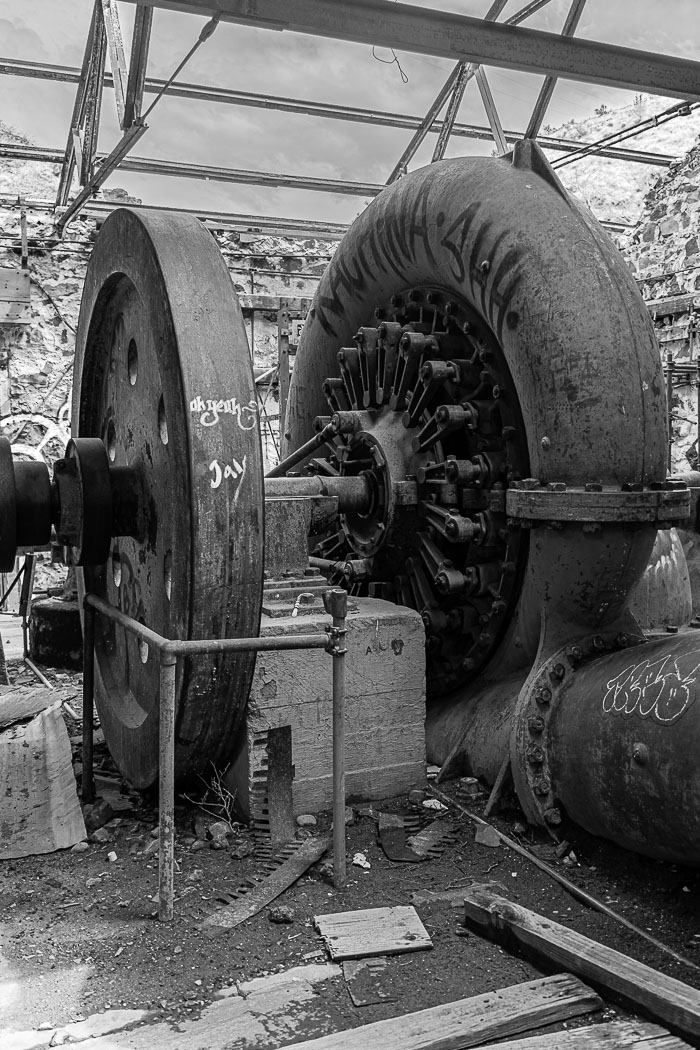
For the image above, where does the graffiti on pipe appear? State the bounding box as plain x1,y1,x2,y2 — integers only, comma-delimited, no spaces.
602,653,700,725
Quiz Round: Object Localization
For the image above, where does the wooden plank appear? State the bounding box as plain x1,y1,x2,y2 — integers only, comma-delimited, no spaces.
0,269,30,325
266,972,602,1050
464,1019,691,1049
0,701,86,859
648,295,697,318
315,905,432,960
0,685,67,728
463,885,700,1043
201,836,328,930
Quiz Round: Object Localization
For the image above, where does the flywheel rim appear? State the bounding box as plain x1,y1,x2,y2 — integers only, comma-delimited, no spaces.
73,208,264,789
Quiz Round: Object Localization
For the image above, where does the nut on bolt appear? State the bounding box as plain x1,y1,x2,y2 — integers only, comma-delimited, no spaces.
544,806,562,826
533,775,551,796
550,663,566,682
535,686,552,705
526,745,545,765
528,715,545,734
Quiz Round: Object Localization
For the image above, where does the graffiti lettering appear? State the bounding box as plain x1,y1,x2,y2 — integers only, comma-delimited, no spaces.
209,455,247,491
602,652,700,725
189,396,259,430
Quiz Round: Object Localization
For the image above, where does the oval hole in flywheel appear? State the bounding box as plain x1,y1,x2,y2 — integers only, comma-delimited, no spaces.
138,638,149,664
112,549,122,587
158,394,168,445
106,419,117,462
127,339,138,385
164,550,172,600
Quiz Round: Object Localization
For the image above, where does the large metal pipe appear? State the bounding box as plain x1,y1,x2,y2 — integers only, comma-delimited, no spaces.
548,630,700,863
429,628,700,865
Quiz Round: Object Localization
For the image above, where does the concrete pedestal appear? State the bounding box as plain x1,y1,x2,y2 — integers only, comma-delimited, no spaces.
228,596,426,821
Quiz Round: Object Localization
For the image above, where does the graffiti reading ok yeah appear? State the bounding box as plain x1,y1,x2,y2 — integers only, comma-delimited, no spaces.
190,396,259,430
602,652,700,725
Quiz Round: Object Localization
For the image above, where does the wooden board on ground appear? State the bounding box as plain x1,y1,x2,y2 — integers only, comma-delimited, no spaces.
268,972,602,1050
201,836,328,931
0,701,86,859
343,958,398,1007
466,1019,691,1049
315,905,432,960
0,685,66,728
463,884,700,1043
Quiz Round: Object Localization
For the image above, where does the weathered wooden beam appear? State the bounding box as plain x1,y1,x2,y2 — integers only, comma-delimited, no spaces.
463,885,700,1043
260,973,602,1050
123,5,154,127
119,0,700,102
467,1020,693,1049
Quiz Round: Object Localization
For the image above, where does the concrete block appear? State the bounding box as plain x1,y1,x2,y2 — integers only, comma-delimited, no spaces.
229,597,425,818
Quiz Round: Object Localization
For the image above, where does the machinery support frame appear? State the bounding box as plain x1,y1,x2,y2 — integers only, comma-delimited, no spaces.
81,590,348,920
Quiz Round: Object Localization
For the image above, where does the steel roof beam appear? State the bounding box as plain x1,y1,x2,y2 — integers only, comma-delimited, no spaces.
0,142,635,233
119,0,700,102
123,5,153,127
0,56,676,167
0,142,383,197
101,0,128,126
524,0,588,139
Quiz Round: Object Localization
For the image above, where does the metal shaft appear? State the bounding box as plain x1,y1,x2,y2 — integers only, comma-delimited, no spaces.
325,588,348,888
158,653,177,921
81,600,96,805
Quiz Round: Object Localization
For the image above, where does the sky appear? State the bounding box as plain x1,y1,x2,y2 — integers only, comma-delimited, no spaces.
1,0,699,223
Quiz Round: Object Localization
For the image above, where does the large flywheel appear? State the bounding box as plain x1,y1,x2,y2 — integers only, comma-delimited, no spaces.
73,209,264,788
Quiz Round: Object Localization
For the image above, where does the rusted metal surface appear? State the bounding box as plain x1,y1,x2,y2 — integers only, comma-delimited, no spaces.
628,528,693,631
123,5,153,128
73,208,264,788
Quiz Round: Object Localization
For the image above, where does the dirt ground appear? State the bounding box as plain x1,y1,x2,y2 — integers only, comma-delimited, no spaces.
2,653,700,1045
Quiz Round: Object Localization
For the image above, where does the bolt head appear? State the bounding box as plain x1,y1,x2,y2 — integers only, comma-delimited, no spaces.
544,806,562,826
535,687,552,705
528,715,545,734
526,745,545,765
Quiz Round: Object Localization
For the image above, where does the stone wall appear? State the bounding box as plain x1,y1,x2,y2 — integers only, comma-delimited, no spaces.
0,199,334,472
622,136,700,473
